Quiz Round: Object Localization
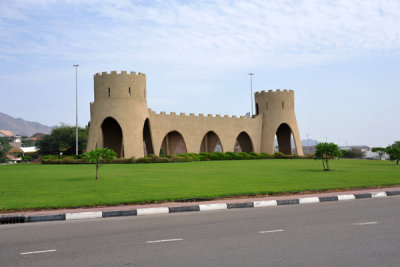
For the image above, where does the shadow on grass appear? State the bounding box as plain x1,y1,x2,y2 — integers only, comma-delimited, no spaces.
298,169,344,173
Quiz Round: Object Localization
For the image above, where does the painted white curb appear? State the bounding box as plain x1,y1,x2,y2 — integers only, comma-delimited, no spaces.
254,200,278,207
137,207,169,216
66,211,102,220
299,197,320,204
199,203,227,211
338,194,356,201
372,192,387,198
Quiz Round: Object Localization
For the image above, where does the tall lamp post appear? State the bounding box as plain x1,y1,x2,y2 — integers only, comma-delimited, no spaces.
248,73,254,116
73,64,79,155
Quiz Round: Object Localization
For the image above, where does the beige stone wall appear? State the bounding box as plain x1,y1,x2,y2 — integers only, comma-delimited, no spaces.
148,110,263,155
87,71,304,158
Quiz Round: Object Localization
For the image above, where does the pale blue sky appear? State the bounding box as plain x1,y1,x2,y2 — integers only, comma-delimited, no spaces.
1,0,399,147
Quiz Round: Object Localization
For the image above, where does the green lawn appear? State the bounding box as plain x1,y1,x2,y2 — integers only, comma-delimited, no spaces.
0,159,399,211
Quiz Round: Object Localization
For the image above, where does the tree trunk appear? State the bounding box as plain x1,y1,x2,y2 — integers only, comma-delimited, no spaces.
326,158,330,171
397,159,399,166
322,159,325,171
96,162,98,180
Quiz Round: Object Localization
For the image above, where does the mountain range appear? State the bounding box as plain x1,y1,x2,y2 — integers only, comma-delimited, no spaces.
0,112,53,137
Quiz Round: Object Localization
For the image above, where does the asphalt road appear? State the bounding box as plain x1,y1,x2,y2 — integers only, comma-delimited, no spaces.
1,196,400,266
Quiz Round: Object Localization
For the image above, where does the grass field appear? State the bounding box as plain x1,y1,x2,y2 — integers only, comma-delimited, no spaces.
0,159,399,211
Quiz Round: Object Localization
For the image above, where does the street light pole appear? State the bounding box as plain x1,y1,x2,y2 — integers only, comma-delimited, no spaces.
73,64,79,155
248,73,254,116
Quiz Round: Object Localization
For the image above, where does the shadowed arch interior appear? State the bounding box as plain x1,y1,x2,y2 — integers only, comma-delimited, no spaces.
101,117,123,157
200,131,223,153
234,132,254,153
143,119,154,156
276,123,292,155
160,131,187,156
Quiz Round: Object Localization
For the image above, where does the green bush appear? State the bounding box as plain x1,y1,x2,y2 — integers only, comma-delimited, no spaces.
112,157,135,164
209,152,224,160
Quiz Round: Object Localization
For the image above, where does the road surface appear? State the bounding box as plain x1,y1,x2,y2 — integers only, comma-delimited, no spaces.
1,196,399,266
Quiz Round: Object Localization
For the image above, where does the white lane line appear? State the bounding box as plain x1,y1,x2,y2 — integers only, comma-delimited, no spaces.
354,222,378,226
146,238,183,244
20,249,56,255
259,229,284,234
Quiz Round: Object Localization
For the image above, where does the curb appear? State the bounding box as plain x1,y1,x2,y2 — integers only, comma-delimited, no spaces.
1,190,400,225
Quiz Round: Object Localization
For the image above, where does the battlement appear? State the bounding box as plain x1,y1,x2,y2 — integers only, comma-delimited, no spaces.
94,70,146,78
148,109,258,120
254,89,294,97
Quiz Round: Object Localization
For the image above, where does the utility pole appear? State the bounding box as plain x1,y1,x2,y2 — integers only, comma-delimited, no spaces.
73,64,79,155
248,73,254,116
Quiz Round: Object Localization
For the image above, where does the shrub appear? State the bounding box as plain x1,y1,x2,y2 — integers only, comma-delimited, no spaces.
112,157,135,164
223,152,236,160
209,152,224,160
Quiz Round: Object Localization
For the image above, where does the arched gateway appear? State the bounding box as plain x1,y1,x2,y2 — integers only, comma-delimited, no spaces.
86,71,304,157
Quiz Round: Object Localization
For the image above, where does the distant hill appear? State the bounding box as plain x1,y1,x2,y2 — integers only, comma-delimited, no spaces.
0,112,52,137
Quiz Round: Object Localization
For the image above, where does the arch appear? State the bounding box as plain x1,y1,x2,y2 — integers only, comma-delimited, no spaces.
200,131,223,153
143,119,154,156
255,103,259,115
275,123,293,155
101,117,123,157
160,131,187,156
234,131,254,153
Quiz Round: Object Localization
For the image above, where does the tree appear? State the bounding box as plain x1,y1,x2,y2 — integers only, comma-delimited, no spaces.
341,149,364,158
386,144,400,165
85,148,117,180
36,124,88,155
314,142,343,171
0,137,11,163
371,147,386,160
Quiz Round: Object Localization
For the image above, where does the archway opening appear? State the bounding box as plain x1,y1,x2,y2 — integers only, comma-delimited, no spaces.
234,132,254,153
101,117,123,158
275,123,295,155
160,131,187,156
200,131,223,153
143,119,154,156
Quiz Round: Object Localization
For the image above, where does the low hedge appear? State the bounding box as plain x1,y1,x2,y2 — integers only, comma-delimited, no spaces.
41,151,312,164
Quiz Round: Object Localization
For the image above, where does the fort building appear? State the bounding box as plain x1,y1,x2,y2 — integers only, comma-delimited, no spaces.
86,71,304,158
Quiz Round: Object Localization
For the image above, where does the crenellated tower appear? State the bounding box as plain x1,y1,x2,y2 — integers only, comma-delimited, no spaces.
254,89,303,155
86,71,150,158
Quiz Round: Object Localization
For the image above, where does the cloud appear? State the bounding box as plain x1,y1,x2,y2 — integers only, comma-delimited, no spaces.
1,0,399,73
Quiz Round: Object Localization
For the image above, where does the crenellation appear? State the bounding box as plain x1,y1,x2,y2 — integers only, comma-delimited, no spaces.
180,112,185,116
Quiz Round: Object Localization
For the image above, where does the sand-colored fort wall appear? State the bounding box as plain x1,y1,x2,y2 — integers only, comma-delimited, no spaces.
86,71,303,158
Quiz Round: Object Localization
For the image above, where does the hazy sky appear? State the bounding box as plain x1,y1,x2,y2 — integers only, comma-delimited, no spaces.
1,0,399,147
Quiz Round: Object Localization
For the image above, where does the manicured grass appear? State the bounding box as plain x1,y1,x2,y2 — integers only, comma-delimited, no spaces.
0,159,399,211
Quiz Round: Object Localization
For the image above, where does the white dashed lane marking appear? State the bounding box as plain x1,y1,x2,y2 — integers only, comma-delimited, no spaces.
146,238,183,244
20,249,56,255
354,222,378,226
259,229,284,234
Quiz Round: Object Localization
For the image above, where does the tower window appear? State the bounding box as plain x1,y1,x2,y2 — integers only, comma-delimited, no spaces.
282,101,284,109
108,88,111,97
129,87,131,96
266,102,268,110
255,103,259,115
